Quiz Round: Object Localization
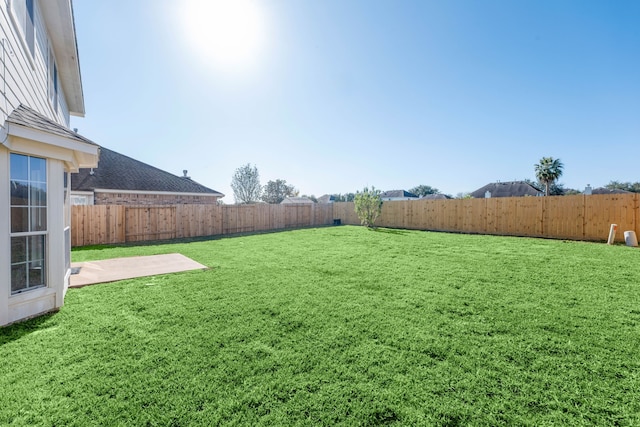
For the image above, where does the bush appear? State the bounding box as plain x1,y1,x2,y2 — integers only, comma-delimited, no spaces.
354,186,382,228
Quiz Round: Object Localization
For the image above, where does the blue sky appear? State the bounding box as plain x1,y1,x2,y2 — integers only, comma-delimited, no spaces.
71,0,640,201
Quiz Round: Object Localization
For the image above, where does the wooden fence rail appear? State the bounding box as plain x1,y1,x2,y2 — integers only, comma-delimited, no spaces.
332,193,639,242
71,203,334,247
72,194,639,247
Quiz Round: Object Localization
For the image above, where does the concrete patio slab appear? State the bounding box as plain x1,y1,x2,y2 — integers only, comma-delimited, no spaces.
70,253,208,288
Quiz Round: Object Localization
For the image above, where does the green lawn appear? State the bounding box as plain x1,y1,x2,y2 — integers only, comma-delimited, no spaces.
2,226,640,426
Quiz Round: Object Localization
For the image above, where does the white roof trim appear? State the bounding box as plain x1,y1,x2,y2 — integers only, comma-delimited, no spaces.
4,122,98,168
39,0,84,116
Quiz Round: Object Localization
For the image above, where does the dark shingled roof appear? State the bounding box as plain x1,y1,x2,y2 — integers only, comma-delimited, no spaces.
421,193,452,200
470,181,542,198
381,190,419,199
7,104,97,146
591,187,633,195
71,146,223,196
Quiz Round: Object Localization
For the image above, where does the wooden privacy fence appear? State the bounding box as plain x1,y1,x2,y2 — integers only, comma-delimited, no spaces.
71,203,334,247
332,193,640,242
72,194,639,247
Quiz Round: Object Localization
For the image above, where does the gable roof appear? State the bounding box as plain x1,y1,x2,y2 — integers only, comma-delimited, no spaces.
71,146,224,196
381,190,418,199
470,181,542,198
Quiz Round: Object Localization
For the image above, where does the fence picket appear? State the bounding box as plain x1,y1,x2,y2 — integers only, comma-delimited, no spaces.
71,195,640,247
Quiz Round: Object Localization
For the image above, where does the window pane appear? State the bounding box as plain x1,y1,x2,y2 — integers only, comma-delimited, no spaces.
10,153,28,181
28,235,45,261
31,207,47,231
11,264,27,293
30,157,46,182
28,262,44,287
10,180,29,205
11,237,26,264
11,207,29,232
30,182,47,206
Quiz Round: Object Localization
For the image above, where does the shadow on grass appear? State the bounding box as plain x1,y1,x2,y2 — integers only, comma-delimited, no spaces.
0,312,58,345
371,227,411,236
72,225,339,250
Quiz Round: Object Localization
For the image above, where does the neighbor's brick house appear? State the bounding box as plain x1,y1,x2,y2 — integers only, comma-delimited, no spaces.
71,146,224,205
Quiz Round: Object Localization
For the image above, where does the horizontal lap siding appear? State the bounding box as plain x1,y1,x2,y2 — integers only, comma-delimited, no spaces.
1,3,69,126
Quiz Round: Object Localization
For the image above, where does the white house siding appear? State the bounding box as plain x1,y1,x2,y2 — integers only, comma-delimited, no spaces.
0,1,94,326
0,148,9,325
0,0,70,128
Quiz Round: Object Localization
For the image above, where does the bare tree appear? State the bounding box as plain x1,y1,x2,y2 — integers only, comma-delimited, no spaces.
231,163,262,204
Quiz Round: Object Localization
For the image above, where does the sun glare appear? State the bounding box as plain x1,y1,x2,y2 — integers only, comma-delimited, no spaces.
179,0,267,71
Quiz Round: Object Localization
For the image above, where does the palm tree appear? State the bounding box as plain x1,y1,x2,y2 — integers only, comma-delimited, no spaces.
534,157,564,196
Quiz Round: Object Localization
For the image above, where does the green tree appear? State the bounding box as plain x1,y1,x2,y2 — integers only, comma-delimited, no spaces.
354,186,383,228
330,193,355,202
534,157,564,196
606,181,640,193
409,185,439,197
231,163,262,204
563,188,582,195
524,178,566,196
261,179,296,204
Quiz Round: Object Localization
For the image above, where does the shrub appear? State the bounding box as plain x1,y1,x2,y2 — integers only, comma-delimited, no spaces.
354,186,382,228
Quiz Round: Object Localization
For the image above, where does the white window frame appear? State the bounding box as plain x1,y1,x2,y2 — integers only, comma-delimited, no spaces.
10,153,48,295
48,42,59,113
8,0,37,69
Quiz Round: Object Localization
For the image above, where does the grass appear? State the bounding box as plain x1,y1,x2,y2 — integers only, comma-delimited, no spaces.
2,226,640,426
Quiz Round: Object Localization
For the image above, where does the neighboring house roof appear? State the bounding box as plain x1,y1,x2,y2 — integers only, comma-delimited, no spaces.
71,146,224,196
421,193,452,200
281,197,315,204
470,181,542,198
591,187,633,195
380,190,419,199
317,194,336,204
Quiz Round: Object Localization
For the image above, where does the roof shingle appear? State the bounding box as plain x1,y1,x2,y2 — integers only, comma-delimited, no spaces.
71,146,223,196
7,104,97,146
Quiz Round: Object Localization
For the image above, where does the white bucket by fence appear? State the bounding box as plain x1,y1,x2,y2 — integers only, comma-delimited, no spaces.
624,231,638,247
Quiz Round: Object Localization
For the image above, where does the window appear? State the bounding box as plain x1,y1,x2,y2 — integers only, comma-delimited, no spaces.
10,153,47,294
11,0,35,58
48,47,58,113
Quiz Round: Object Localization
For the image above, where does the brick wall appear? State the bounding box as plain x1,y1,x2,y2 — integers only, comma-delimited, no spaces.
94,192,220,205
